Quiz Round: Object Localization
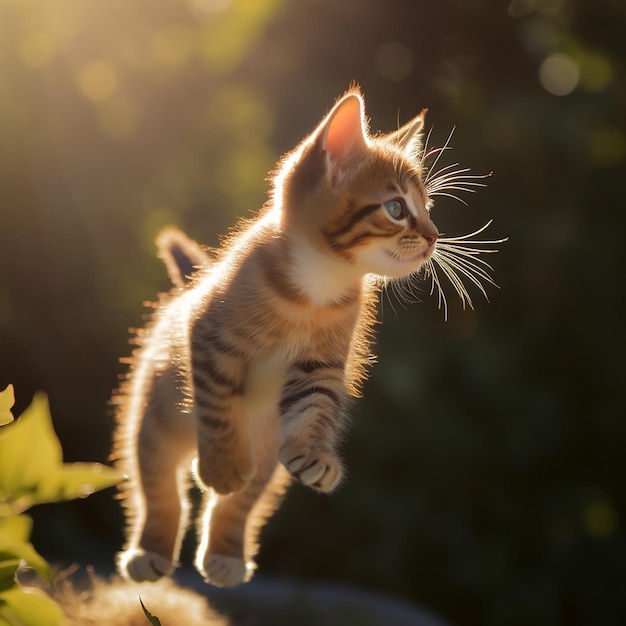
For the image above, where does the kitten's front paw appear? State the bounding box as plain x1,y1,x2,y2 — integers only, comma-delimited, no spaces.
198,553,251,587
118,548,173,582
278,442,343,492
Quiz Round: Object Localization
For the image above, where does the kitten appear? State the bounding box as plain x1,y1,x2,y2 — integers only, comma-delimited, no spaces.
113,87,500,587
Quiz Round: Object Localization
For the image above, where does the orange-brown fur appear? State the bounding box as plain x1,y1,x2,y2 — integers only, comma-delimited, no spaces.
113,88,445,587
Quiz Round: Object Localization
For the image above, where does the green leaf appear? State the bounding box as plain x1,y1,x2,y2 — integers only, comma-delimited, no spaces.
140,597,163,625
0,393,123,515
37,462,124,505
0,515,32,543
0,515,50,585
0,386,15,427
0,586,63,626
0,560,21,594
0,393,62,507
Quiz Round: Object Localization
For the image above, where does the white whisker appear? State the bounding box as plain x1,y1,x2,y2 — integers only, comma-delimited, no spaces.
437,243,501,270
433,253,474,310
426,166,490,189
424,160,463,179
434,249,491,301
430,191,470,205
427,170,492,205
429,182,489,196
414,221,507,318
437,220,506,243
381,278,400,319
423,259,449,320
400,130,506,319
423,127,456,182
419,127,436,169
435,248,497,287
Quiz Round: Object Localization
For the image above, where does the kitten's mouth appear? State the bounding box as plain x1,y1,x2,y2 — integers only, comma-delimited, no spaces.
386,244,435,267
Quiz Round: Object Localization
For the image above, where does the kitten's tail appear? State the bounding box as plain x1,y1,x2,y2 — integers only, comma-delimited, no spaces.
155,226,214,288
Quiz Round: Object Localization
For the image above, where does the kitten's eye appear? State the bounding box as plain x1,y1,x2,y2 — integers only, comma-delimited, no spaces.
383,199,405,220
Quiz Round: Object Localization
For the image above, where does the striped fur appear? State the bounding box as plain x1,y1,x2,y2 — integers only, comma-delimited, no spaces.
113,88,442,587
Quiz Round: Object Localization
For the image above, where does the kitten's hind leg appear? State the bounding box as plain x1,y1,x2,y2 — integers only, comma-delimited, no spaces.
117,408,194,583
195,431,289,586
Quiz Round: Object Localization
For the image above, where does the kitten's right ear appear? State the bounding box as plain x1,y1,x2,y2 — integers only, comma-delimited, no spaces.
386,109,427,158
319,93,368,186
155,227,213,288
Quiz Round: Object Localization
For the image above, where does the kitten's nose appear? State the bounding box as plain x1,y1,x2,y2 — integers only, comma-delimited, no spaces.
422,227,438,246
424,232,438,246
417,217,438,246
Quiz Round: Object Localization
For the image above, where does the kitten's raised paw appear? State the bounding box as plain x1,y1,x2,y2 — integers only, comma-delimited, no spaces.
278,442,343,492
199,554,251,587
118,548,173,582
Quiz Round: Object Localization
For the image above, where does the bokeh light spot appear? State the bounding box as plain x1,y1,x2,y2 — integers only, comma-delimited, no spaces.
579,51,612,93
375,42,413,82
539,52,579,96
588,126,625,167
77,61,118,102
584,501,618,539
20,31,57,68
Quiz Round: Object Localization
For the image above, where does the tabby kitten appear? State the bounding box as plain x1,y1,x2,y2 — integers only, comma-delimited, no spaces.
113,88,500,587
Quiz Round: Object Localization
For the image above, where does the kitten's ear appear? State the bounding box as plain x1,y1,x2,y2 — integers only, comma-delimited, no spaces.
386,108,427,158
319,93,368,185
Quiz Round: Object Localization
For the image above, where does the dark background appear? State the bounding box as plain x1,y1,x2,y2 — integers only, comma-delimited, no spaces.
1,1,625,624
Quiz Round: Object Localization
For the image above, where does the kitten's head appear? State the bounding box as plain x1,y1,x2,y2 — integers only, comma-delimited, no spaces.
279,89,437,281
277,87,502,315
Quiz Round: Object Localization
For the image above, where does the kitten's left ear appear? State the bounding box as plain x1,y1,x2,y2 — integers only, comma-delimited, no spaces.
386,109,427,158
319,93,368,185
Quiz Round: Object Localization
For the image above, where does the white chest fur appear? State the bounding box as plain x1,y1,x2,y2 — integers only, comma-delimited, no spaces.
288,237,361,306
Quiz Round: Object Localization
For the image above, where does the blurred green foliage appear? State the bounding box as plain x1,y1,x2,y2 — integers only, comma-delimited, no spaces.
0,385,121,626
1,0,625,625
